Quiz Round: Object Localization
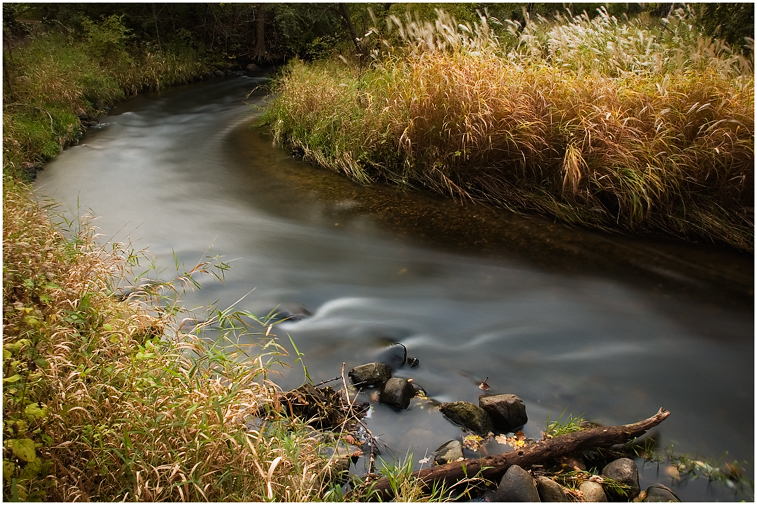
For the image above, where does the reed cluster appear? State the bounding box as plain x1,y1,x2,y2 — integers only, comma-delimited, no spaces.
261,7,754,250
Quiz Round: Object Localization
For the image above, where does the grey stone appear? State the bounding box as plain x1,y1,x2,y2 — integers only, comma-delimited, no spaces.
601,457,640,499
439,401,493,436
246,63,261,71
643,484,681,502
479,394,528,432
213,69,225,77
433,440,463,465
578,481,607,501
535,476,568,502
379,377,415,410
375,343,406,369
493,465,540,502
348,362,392,387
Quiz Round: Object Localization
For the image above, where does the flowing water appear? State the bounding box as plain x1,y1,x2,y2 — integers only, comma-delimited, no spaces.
35,76,754,500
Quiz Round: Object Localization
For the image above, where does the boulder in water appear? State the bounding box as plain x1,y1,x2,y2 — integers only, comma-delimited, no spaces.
479,393,528,433
375,343,407,370
643,483,681,502
379,377,415,409
348,363,392,387
433,440,463,465
439,401,493,436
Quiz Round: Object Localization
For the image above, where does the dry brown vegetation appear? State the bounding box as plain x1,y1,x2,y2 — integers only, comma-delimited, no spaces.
3,179,349,500
261,7,754,250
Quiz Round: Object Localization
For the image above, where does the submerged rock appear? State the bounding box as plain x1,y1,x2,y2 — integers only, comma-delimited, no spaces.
375,343,407,370
433,440,463,465
379,377,415,409
478,394,528,433
535,476,568,502
349,363,392,387
642,483,681,502
494,465,540,501
439,401,493,436
602,457,640,499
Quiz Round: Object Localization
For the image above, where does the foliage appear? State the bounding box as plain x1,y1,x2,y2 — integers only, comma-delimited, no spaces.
544,411,585,438
3,17,213,179
259,7,754,250
695,3,754,53
2,179,352,501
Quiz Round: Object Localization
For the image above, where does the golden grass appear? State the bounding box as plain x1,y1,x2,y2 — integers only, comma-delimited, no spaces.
2,179,346,501
260,7,754,250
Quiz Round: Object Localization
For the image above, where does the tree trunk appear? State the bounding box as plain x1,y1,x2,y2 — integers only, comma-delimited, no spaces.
338,4,363,56
364,408,671,501
254,3,266,60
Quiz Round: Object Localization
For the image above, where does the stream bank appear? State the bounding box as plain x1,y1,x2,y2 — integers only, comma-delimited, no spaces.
34,76,754,501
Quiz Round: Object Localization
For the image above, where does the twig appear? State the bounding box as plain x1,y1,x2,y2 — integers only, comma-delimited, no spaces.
314,375,341,387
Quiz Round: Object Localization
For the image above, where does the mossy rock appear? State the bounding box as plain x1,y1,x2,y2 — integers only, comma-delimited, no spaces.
439,401,493,436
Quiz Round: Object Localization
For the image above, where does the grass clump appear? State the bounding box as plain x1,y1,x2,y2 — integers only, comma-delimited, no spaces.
2,178,346,501
3,16,212,178
260,6,754,250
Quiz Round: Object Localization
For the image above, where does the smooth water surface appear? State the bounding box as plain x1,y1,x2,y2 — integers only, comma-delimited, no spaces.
35,77,754,500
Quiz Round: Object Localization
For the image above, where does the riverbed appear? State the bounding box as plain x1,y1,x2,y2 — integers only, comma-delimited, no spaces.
35,76,754,501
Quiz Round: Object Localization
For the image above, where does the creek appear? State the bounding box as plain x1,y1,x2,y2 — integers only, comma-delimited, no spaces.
35,76,753,501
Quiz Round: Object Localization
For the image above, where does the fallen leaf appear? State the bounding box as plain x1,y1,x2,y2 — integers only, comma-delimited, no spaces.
478,377,490,391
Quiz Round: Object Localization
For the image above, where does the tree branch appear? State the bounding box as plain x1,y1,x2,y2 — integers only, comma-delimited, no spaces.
366,408,671,501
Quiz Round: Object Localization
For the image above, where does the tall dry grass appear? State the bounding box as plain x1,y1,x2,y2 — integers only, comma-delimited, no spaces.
3,17,212,178
260,7,754,250
2,179,344,501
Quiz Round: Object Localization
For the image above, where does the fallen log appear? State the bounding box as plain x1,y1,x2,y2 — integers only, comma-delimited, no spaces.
365,408,671,501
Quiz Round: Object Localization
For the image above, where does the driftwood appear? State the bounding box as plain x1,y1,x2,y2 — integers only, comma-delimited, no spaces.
366,408,671,501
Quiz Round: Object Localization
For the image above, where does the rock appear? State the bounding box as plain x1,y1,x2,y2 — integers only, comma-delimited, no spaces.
433,440,463,465
14,75,30,85
535,476,568,502
407,356,419,367
379,377,415,410
479,394,528,433
643,483,681,502
578,480,607,501
348,363,392,387
410,381,427,398
493,465,540,502
375,343,406,369
213,69,225,77
439,401,493,436
247,63,261,71
261,305,311,323
601,457,640,499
